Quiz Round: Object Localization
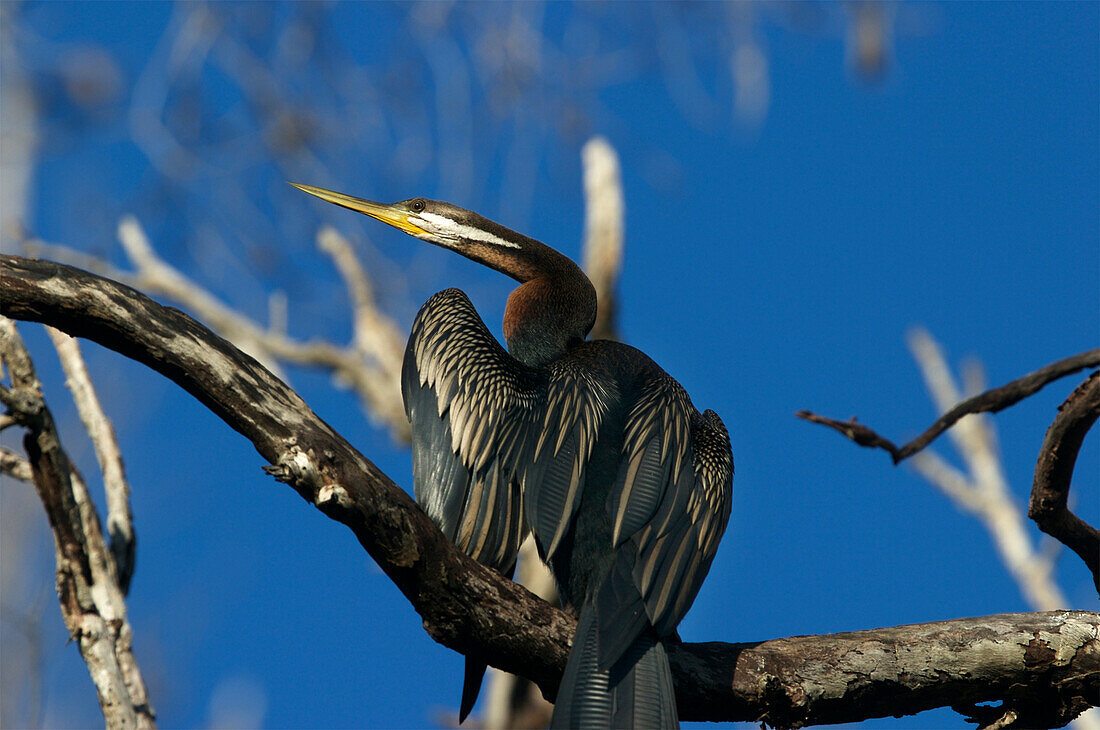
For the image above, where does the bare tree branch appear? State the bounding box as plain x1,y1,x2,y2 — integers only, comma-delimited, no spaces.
3,256,1098,727
45,327,137,594
581,137,624,342
797,348,1100,463
799,328,1099,603
1030,371,1100,592
0,316,154,729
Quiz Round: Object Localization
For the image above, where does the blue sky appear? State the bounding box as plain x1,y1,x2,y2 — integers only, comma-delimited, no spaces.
2,2,1097,728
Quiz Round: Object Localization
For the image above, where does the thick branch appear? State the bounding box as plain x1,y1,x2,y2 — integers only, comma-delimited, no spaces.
1030,371,1100,592
670,610,1098,727
797,349,1100,463
3,255,1097,727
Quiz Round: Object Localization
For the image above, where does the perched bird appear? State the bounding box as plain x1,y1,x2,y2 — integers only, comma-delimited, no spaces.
292,183,733,728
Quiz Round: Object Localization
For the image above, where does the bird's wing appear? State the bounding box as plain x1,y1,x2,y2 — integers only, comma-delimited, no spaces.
637,407,733,637
402,288,542,572
523,356,618,563
598,378,733,667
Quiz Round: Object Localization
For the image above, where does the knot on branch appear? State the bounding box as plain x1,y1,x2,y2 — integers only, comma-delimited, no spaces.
263,444,324,493
0,385,46,428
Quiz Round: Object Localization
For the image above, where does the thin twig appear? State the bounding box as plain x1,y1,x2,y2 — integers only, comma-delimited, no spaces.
315,225,408,431
798,347,1100,463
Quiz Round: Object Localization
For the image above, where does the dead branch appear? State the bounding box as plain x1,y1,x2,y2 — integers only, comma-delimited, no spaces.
797,348,1100,463
0,316,154,729
45,327,137,594
2,254,1097,728
1030,371,1100,592
1,445,33,481
581,137,624,342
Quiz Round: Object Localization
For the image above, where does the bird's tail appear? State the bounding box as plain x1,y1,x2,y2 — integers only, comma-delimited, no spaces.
459,657,486,724
550,607,678,729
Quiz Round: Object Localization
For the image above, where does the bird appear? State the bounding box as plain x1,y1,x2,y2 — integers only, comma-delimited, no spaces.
291,182,733,729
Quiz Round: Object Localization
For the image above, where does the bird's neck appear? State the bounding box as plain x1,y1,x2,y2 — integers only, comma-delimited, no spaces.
499,243,596,368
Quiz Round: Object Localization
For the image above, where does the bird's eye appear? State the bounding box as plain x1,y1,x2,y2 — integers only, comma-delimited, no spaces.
409,199,425,213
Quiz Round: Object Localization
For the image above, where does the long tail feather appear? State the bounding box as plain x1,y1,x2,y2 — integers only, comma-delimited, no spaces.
551,607,678,729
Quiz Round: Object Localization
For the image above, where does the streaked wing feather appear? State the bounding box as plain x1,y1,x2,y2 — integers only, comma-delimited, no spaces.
524,361,616,562
402,288,540,573
635,408,733,637
598,378,732,664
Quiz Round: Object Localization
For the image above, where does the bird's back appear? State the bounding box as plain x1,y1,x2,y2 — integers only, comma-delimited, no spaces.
533,338,732,645
536,340,733,729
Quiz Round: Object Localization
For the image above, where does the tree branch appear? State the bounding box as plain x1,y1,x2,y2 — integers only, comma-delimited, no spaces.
44,327,137,594
797,348,1100,463
3,254,1097,727
581,136,624,342
1029,371,1100,592
0,316,155,728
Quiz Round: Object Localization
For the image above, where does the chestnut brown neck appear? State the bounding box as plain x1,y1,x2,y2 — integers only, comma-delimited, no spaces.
496,243,596,368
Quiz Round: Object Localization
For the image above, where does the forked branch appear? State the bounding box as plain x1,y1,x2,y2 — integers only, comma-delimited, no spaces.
0,317,154,728
797,348,1100,464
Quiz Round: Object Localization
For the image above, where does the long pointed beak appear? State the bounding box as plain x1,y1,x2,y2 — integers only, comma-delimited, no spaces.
289,182,426,236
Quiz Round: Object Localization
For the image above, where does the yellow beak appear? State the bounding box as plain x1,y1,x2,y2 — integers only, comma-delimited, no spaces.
289,182,427,236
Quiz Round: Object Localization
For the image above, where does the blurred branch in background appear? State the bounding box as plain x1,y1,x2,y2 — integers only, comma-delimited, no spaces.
581,136,623,342
20,218,413,440
906,329,1071,611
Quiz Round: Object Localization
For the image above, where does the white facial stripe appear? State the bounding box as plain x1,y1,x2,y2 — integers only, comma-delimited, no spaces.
415,211,521,248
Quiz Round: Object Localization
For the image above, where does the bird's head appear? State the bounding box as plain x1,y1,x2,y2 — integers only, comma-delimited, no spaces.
290,183,525,254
